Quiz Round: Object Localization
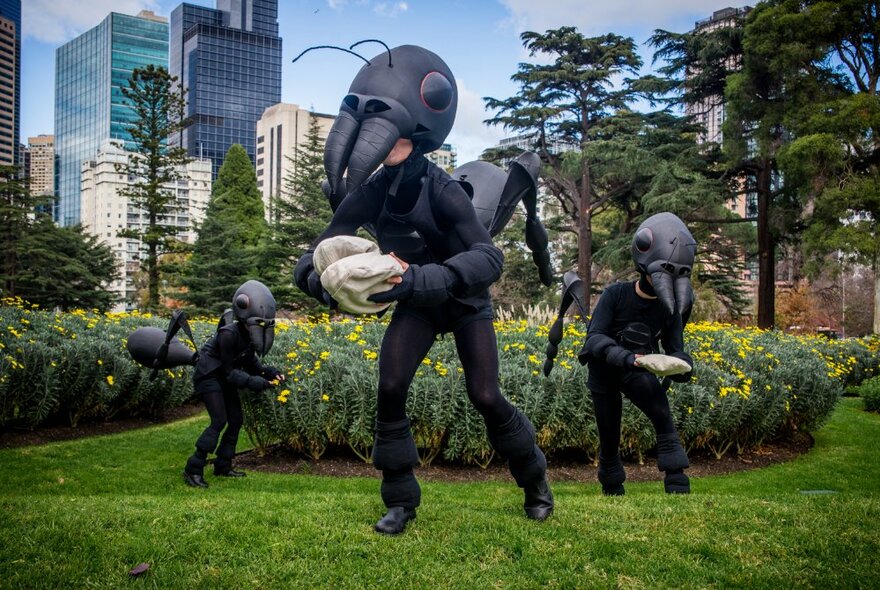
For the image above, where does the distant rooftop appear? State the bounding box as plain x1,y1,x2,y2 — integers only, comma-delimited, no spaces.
694,6,751,29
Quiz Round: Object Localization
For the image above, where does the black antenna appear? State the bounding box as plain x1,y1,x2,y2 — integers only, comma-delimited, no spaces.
349,39,393,67
291,45,371,65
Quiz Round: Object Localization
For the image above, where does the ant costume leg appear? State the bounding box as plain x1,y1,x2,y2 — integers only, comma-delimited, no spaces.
184,377,228,487
456,319,553,520
371,313,436,533
214,382,245,476
590,380,627,496
620,372,690,493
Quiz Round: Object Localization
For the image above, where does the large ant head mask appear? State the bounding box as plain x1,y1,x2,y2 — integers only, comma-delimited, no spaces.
232,280,277,357
313,43,457,197
632,212,697,317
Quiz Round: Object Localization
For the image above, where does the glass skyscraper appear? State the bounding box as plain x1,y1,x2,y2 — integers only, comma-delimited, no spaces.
170,0,282,179
54,11,168,226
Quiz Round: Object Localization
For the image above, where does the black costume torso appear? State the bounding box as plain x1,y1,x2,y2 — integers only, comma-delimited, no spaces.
193,323,264,385
308,153,501,313
580,281,693,392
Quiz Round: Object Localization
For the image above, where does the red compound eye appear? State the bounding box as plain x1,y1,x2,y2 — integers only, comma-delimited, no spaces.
420,71,453,112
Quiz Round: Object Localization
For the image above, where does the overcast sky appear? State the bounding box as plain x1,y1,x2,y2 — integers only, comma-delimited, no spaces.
20,0,752,163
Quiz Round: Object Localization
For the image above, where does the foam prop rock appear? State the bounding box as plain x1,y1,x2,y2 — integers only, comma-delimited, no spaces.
634,354,692,377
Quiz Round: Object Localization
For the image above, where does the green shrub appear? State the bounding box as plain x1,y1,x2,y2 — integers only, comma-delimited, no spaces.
855,376,880,413
2,299,879,465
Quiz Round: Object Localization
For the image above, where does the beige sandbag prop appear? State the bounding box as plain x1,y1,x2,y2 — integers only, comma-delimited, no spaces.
313,236,404,315
313,235,380,275
634,354,692,377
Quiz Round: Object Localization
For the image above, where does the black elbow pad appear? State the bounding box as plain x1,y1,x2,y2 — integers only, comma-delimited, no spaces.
444,243,504,297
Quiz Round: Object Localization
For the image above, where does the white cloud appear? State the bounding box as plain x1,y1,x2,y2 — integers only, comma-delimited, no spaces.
23,0,159,44
499,0,752,37
373,2,409,17
447,78,506,164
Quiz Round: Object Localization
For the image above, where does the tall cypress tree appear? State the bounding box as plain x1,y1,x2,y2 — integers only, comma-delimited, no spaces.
182,144,267,314
115,65,190,311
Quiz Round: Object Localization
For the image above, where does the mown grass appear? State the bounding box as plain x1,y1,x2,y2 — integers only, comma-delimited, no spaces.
0,398,878,589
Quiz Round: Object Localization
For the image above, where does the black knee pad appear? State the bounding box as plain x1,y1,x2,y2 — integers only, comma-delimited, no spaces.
656,433,689,472
487,408,536,459
372,418,419,473
488,409,547,487
380,469,421,509
598,454,626,495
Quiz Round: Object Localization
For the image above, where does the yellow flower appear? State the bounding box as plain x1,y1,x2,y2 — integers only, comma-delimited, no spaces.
319,351,330,360
321,394,330,401
106,375,114,386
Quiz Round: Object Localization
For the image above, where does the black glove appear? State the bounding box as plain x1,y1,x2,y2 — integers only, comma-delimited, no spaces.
246,375,272,392
368,267,415,304
262,366,284,381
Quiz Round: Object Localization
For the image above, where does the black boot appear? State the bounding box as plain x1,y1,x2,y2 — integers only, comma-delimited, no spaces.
523,479,554,520
183,470,209,488
598,454,626,496
664,469,690,494
656,433,690,494
214,467,247,477
374,507,417,535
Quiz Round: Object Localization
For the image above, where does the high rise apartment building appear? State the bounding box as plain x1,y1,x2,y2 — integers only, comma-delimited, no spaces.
427,143,457,171
255,103,334,221
0,1,19,166
55,10,169,226
27,134,54,196
170,0,282,179
80,141,211,308
687,7,751,145
0,13,15,166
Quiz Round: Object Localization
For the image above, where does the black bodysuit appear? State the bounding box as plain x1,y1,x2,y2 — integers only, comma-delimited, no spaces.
579,280,693,467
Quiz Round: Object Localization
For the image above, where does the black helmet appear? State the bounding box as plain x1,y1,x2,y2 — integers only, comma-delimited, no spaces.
324,44,457,197
232,280,276,356
632,212,696,316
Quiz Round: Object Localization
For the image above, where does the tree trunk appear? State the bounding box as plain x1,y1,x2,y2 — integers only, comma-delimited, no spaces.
874,254,880,335
148,211,159,310
578,162,593,310
756,160,775,329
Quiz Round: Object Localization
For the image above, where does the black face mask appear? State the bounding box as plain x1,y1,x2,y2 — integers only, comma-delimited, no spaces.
638,273,656,297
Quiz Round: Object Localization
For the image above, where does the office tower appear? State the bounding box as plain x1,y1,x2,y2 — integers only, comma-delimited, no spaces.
170,0,282,180
0,0,19,166
80,141,211,308
27,135,54,197
255,103,334,221
54,10,168,226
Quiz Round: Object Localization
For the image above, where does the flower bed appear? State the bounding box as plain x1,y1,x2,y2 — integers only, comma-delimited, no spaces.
1,298,877,464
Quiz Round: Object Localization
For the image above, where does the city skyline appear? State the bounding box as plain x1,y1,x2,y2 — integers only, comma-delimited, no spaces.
20,0,752,165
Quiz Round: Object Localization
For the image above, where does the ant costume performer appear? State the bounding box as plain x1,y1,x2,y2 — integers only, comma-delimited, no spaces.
127,281,283,488
293,43,554,534
545,213,695,495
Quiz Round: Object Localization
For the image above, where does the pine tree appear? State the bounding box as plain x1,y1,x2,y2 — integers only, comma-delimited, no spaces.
484,28,645,309
115,65,190,311
182,144,268,314
0,165,117,310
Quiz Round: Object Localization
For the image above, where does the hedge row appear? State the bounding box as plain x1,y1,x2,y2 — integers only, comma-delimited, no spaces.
1,299,878,465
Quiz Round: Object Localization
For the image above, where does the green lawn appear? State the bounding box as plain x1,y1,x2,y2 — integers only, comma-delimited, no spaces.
1,398,878,589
